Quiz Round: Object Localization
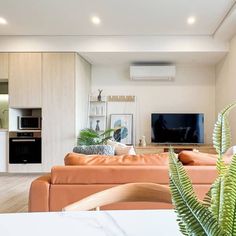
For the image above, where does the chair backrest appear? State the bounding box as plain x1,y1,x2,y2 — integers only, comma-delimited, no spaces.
63,182,172,211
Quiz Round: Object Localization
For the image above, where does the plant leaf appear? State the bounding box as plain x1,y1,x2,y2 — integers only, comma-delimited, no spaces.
213,102,236,156
210,103,236,227
209,176,225,226
221,154,236,235
202,189,212,208
169,149,224,236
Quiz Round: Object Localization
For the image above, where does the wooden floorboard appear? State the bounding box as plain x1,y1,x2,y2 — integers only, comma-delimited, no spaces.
0,174,41,213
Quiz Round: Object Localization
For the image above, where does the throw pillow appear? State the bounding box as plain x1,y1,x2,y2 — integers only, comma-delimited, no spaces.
107,139,136,155
115,145,136,155
178,150,232,166
225,146,236,156
73,145,115,155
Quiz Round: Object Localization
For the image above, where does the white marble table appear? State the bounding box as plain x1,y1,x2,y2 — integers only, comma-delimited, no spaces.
0,210,182,236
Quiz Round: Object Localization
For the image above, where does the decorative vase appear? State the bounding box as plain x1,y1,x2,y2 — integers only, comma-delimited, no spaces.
95,120,100,132
141,136,146,147
97,89,103,102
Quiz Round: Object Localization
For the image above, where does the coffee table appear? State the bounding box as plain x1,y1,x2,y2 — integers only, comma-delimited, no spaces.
0,209,181,236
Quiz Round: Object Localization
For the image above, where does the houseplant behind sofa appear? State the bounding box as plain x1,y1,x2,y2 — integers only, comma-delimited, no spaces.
73,128,116,155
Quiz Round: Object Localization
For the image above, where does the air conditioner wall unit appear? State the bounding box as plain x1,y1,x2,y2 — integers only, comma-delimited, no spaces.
130,65,176,81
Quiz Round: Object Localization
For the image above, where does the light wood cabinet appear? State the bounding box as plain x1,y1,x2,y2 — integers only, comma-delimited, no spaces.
42,53,76,171
9,53,42,107
135,145,216,154
0,131,7,172
0,53,8,79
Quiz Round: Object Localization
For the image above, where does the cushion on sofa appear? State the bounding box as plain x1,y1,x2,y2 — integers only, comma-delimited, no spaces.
115,145,136,155
64,152,170,166
51,165,218,185
73,145,115,155
178,151,232,166
106,140,136,155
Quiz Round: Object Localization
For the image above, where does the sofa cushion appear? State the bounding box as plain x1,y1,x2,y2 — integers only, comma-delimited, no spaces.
73,145,115,155
64,152,170,166
51,165,217,185
107,140,136,155
179,151,232,166
115,145,136,155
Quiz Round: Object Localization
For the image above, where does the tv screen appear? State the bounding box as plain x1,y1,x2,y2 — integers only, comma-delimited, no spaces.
151,113,204,144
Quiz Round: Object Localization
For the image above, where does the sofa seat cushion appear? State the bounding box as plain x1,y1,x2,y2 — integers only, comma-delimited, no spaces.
179,151,232,166
64,152,170,166
51,165,217,185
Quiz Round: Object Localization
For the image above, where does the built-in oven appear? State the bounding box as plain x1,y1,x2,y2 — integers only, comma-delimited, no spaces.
9,132,41,164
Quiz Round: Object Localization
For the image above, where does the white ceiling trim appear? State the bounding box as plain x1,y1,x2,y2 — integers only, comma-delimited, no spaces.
0,35,228,53
214,2,236,41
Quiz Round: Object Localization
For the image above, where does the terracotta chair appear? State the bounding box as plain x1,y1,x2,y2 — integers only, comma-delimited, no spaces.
63,182,172,211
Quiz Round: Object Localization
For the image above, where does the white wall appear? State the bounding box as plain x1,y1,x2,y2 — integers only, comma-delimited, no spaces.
216,35,236,143
91,64,216,144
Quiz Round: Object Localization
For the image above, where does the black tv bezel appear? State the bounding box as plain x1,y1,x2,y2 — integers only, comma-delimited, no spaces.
151,113,204,145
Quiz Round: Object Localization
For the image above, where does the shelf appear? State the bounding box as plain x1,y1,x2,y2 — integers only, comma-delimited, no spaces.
88,95,107,132
89,115,106,117
89,101,106,103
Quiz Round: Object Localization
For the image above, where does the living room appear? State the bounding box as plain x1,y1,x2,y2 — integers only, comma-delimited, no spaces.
1,0,236,235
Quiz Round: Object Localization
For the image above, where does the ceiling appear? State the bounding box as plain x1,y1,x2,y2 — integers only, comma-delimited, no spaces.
80,52,227,66
0,0,235,36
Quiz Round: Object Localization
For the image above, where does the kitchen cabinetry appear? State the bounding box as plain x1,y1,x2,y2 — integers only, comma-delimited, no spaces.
7,52,91,172
0,130,7,172
42,53,76,170
0,53,8,79
9,53,42,108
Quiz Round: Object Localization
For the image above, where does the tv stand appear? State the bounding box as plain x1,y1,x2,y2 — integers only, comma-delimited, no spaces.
135,144,216,154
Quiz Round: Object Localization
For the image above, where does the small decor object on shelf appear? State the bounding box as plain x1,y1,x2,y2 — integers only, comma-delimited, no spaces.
95,120,100,132
138,139,142,146
110,114,133,145
97,89,103,102
141,136,146,147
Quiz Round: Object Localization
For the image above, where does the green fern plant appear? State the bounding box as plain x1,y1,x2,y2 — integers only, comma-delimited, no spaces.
78,128,119,146
169,102,236,236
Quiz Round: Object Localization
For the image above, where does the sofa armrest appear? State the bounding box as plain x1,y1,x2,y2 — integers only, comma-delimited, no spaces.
28,174,51,212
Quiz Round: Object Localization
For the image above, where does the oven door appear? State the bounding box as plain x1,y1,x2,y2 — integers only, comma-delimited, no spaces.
9,138,41,164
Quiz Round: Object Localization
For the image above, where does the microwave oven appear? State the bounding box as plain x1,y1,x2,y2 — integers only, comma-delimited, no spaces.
18,116,41,130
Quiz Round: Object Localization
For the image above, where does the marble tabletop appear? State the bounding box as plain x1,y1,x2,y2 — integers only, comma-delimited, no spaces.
0,210,182,236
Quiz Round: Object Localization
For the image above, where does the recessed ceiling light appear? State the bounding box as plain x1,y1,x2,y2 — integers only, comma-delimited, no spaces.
0,17,7,25
187,16,196,25
91,16,101,25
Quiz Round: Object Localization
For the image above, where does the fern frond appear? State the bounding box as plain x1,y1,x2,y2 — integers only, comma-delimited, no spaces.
169,149,224,236
209,176,225,226
213,102,236,156
221,154,236,235
79,129,100,139
202,189,211,208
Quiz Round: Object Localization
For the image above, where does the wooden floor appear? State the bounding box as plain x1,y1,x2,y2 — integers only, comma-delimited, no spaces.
0,174,41,213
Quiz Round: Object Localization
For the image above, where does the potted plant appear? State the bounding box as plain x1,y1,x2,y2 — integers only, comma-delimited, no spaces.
169,102,236,235
77,128,116,146
73,128,120,155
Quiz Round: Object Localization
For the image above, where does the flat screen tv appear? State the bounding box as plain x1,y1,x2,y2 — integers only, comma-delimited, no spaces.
151,113,204,144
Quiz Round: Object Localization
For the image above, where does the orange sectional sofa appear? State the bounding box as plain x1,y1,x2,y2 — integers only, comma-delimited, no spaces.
29,152,219,212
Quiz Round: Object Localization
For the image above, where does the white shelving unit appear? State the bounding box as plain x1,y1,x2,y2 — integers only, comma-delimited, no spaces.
88,96,107,132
